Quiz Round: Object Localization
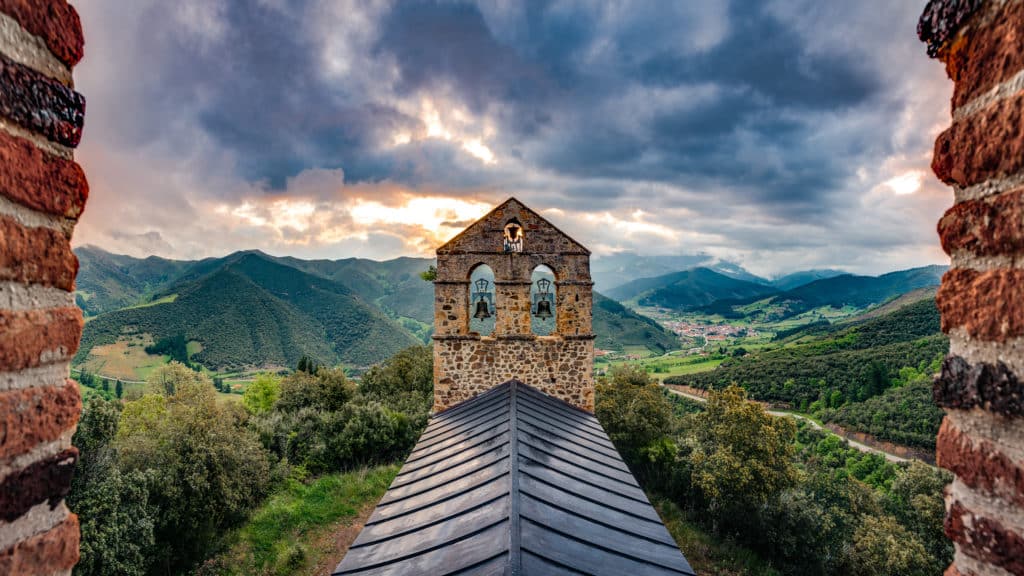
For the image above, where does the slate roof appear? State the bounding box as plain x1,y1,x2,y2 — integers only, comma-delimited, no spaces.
333,380,695,576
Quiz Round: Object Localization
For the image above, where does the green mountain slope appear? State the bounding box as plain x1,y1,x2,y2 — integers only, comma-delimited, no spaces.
592,293,680,353
77,253,420,370
74,246,191,316
608,267,778,310
701,265,947,319
666,296,947,447
74,247,684,367
770,269,846,291
778,265,946,310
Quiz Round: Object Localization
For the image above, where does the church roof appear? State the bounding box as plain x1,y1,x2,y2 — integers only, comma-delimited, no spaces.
333,380,695,576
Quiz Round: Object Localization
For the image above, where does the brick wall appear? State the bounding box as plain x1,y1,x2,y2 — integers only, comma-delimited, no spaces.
919,1,1024,575
433,198,597,412
0,1,85,574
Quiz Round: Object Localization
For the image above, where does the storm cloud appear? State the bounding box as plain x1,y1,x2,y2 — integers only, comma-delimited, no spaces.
72,0,952,275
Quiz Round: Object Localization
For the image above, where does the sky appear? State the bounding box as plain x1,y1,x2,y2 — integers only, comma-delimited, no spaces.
71,0,953,277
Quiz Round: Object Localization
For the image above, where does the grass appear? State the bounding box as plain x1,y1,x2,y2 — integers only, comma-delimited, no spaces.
123,293,178,310
602,353,725,381
208,465,398,576
76,333,167,381
652,497,781,576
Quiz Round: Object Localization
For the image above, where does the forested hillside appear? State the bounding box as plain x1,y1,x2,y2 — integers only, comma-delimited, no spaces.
667,297,946,448
78,253,420,369
593,292,680,353
75,246,192,315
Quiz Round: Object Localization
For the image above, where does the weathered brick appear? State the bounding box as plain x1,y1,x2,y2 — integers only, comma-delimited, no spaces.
0,215,78,290
0,447,77,521
938,187,1024,257
0,52,85,147
941,0,1024,110
0,513,79,574
936,268,1024,342
0,0,84,67
936,417,1024,506
932,91,1024,187
0,308,81,373
946,500,1024,575
0,127,87,218
0,383,80,459
935,356,1024,416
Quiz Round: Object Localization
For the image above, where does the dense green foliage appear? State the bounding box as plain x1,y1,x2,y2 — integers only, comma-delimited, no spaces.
78,253,420,370
823,381,945,448
144,333,192,365
592,292,681,353
666,299,947,447
71,346,433,576
596,370,952,576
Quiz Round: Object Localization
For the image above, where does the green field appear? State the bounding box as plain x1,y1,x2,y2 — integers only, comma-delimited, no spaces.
599,350,726,380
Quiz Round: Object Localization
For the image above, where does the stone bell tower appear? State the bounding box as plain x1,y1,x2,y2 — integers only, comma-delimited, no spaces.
432,198,595,412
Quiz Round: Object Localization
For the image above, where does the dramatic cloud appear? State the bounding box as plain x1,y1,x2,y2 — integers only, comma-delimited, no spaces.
73,0,952,275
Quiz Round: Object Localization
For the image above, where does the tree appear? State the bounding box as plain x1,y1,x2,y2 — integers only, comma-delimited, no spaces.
115,379,123,398
117,370,270,572
849,515,933,576
147,361,206,396
887,461,953,568
595,365,677,488
419,265,437,281
243,374,281,414
69,398,155,576
296,354,320,375
689,385,798,530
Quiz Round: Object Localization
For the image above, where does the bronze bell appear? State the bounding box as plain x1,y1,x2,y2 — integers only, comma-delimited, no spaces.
473,299,492,319
535,298,553,320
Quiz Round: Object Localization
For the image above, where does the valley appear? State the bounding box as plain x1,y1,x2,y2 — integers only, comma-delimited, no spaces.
73,246,948,460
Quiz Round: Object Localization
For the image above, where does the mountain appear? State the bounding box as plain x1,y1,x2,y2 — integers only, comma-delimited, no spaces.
772,265,947,312
590,253,714,292
590,253,770,291
273,255,436,325
592,292,680,354
770,269,847,291
77,253,422,370
607,267,778,310
74,247,680,370
74,245,192,316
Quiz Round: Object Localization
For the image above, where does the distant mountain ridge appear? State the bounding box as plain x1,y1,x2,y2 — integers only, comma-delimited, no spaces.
607,267,778,309
74,247,681,370
770,269,847,291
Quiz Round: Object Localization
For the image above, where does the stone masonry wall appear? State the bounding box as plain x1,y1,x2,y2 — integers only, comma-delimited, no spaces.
0,1,86,574
919,1,1024,575
433,198,596,412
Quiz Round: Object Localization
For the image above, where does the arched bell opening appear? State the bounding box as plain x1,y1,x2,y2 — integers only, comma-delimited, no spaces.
530,265,556,336
469,264,496,336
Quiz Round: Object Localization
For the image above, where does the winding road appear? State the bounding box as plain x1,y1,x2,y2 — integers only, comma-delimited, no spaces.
663,385,911,463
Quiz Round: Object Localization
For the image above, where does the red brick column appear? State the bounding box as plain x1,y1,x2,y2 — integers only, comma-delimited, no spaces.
0,1,85,574
920,1,1024,575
